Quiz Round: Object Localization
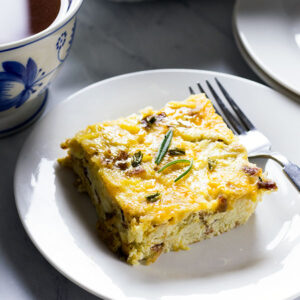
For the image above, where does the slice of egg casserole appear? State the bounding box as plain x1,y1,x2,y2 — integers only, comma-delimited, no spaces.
59,94,277,265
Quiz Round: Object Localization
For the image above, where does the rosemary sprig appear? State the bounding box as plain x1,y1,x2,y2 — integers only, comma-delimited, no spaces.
158,158,193,183
155,128,173,165
158,159,190,173
168,147,186,156
146,192,160,202
131,151,143,167
175,158,193,182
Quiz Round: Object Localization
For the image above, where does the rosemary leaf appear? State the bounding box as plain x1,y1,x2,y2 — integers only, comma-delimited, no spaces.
155,129,173,165
131,151,143,167
146,192,160,202
158,159,190,173
174,158,193,182
169,148,186,156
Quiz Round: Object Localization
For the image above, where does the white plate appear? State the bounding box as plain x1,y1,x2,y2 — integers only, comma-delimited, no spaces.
234,0,300,96
232,20,300,103
14,70,300,300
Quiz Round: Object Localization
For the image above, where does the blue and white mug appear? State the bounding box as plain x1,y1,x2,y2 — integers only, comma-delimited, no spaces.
0,0,82,137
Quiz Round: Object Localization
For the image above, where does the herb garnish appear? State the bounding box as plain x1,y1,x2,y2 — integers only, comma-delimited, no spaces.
169,148,186,156
208,158,217,171
146,192,160,202
158,159,190,173
155,128,173,165
148,116,156,124
158,158,193,183
131,151,143,167
141,115,156,128
175,159,193,182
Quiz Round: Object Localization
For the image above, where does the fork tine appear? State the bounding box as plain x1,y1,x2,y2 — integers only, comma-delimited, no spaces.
197,82,206,94
206,80,246,134
189,86,195,94
197,82,221,116
215,78,255,130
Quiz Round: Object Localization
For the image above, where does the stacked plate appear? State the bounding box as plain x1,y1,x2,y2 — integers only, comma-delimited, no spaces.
233,0,300,101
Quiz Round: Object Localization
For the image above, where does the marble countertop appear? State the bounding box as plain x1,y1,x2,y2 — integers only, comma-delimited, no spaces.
1,0,297,299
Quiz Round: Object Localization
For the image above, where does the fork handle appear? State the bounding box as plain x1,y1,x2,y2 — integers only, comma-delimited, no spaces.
283,162,300,192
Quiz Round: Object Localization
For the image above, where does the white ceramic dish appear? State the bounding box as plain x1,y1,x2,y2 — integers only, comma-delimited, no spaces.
0,0,83,137
234,0,300,97
232,20,300,103
14,70,300,300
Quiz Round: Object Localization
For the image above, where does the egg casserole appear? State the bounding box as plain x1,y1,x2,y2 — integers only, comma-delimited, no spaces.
59,94,277,265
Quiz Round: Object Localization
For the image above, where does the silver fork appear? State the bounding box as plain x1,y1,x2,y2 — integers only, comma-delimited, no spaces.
189,78,300,192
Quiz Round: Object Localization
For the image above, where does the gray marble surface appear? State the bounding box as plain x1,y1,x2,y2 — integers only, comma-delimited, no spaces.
1,0,298,299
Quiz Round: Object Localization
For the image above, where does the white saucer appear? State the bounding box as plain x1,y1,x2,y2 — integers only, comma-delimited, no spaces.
234,0,300,96
232,21,300,103
14,70,300,300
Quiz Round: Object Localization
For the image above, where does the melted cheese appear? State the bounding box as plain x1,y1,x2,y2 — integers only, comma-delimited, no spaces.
62,94,264,224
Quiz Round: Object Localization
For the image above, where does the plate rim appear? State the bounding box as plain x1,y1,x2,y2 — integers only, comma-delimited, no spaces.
13,68,300,300
232,15,300,103
54,68,279,108
234,0,300,96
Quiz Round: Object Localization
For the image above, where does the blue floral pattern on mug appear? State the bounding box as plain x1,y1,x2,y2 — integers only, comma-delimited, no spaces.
57,22,76,63
0,58,41,111
56,32,67,51
0,20,77,112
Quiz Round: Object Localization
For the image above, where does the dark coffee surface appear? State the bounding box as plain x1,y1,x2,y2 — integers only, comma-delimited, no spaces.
0,0,61,44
